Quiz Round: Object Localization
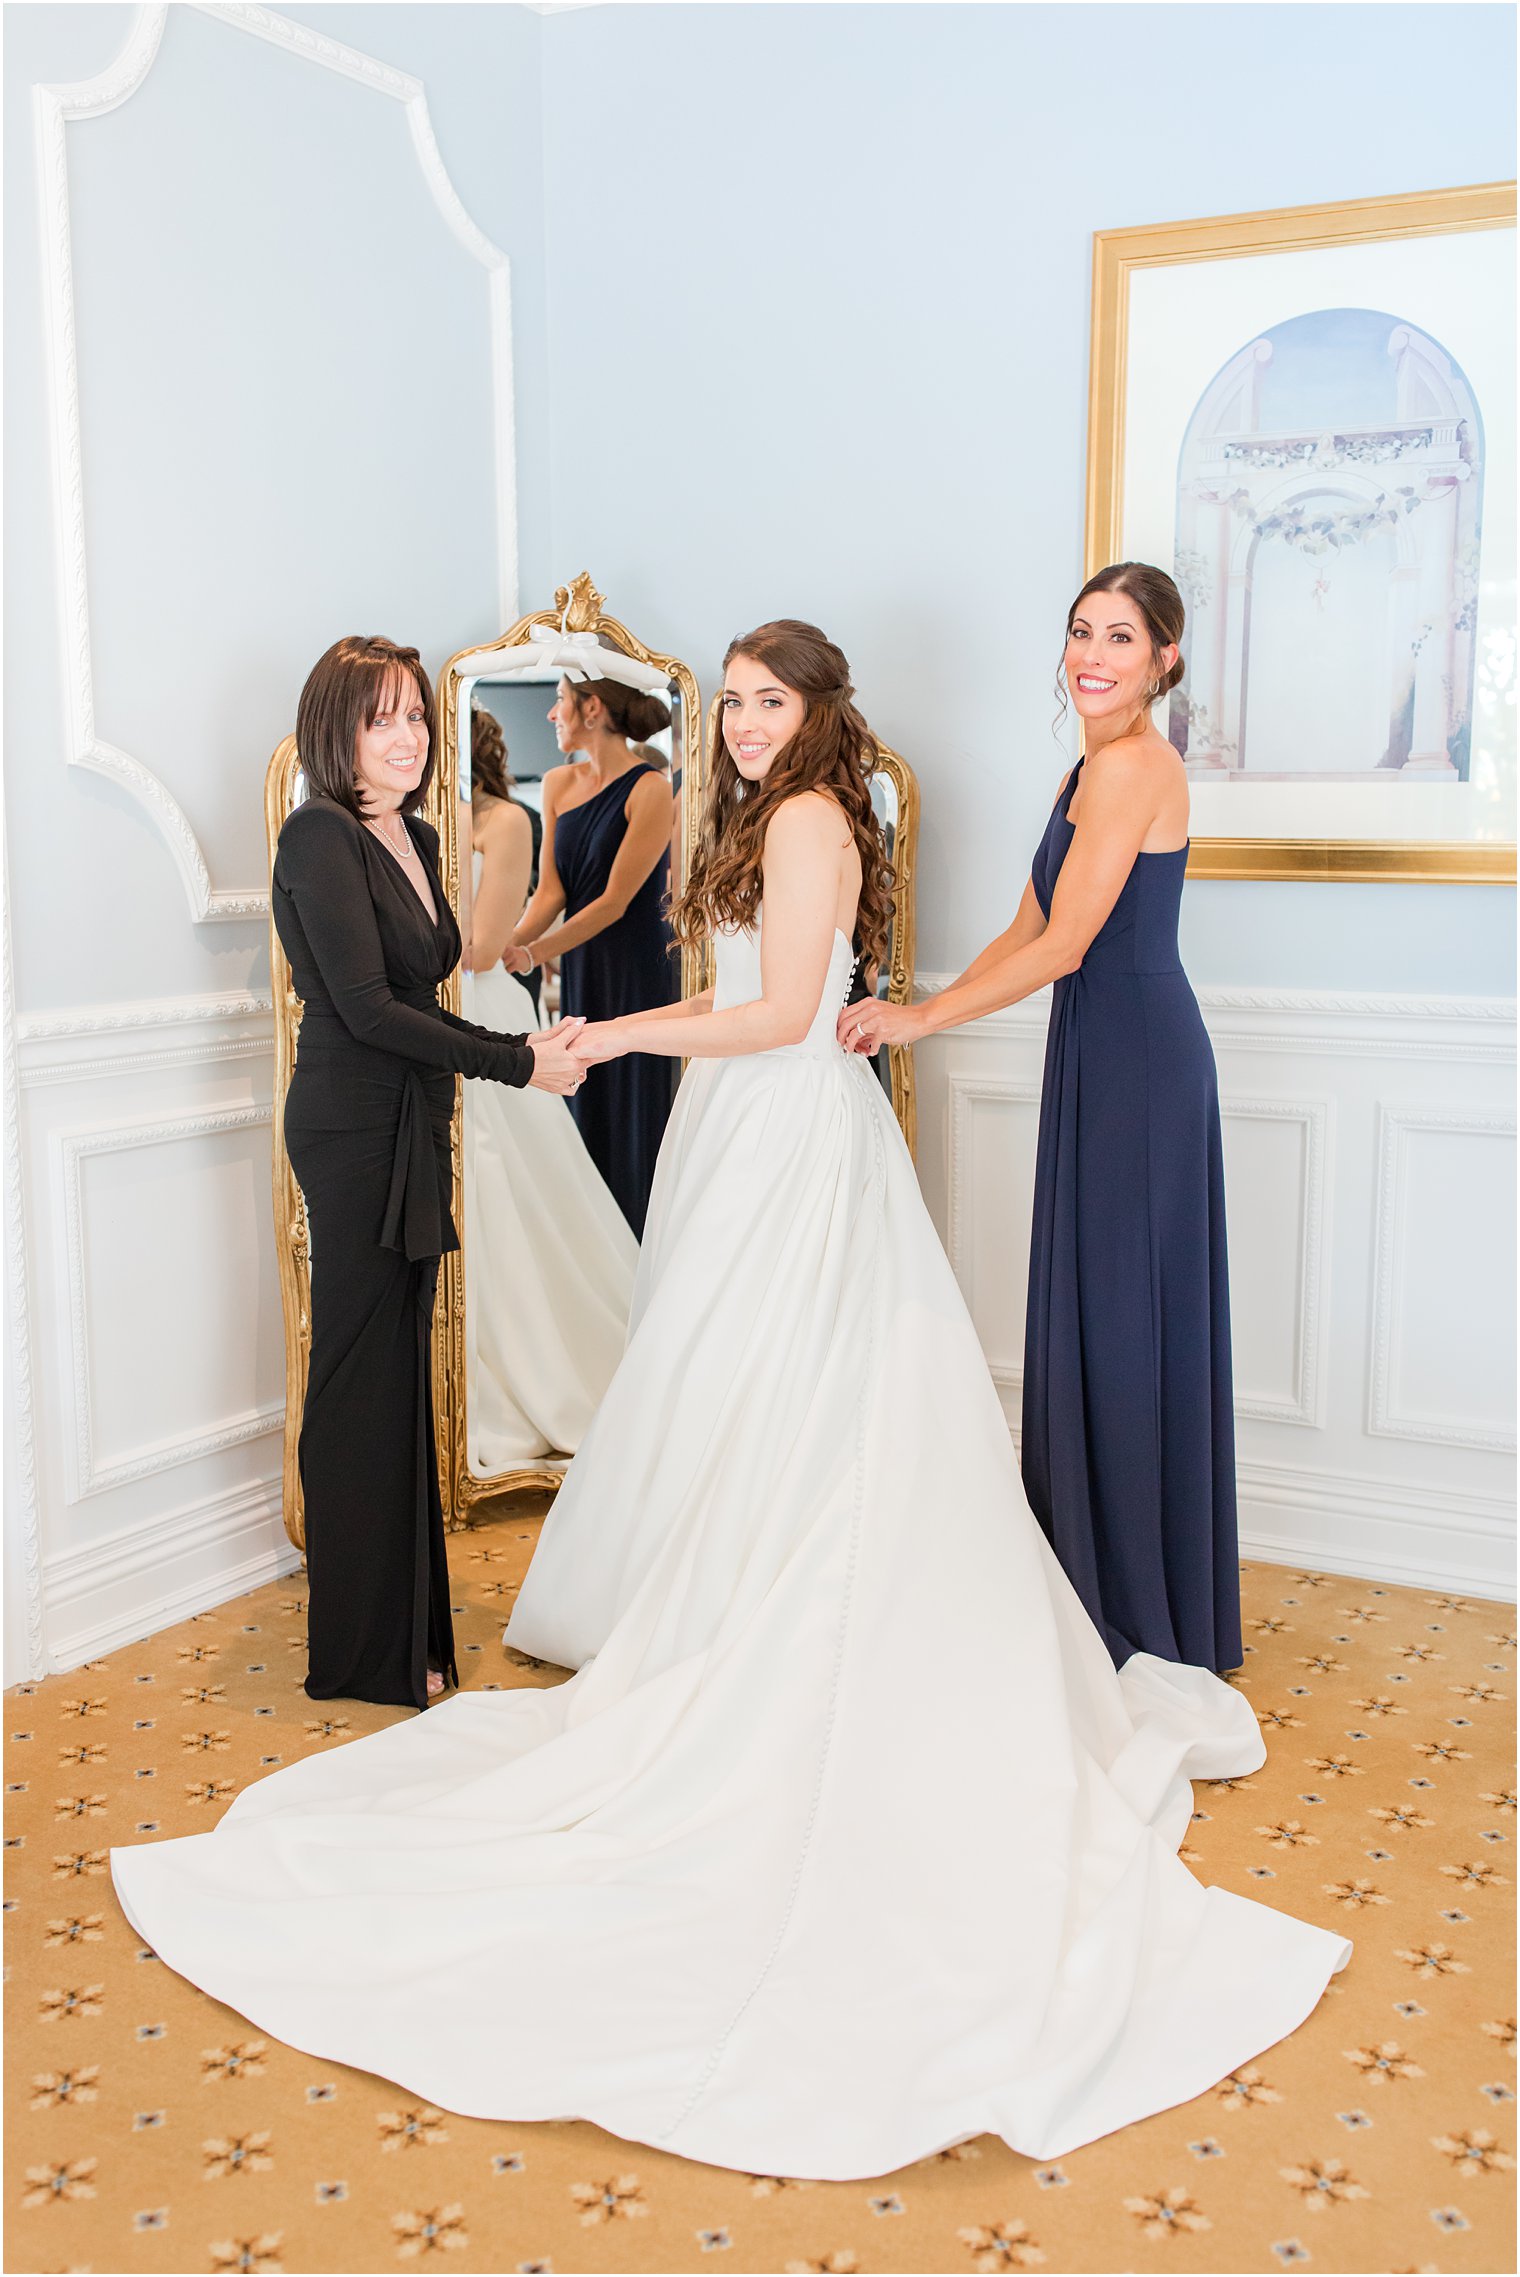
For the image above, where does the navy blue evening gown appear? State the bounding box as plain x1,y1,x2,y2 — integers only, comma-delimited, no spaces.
553,761,677,1238
1021,759,1242,1675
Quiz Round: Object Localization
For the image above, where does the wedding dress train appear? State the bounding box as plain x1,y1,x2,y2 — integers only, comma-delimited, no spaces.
113,921,1348,2182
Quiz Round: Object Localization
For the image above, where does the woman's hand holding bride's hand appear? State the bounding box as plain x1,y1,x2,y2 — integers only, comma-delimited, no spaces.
525,1017,586,1094
573,1020,630,1067
837,999,924,1054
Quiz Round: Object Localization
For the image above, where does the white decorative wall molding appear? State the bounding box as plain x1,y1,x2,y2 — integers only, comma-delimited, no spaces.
19,988,274,1042
1369,1103,1518,1455
1219,1093,1330,1428
35,1,516,925
19,993,274,1091
55,1102,282,1499
21,1033,272,1092
916,976,1516,1065
1198,987,1515,1026
44,1470,298,1670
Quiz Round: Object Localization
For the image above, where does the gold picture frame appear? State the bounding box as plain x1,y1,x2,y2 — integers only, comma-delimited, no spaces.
1086,181,1517,882
431,572,703,1526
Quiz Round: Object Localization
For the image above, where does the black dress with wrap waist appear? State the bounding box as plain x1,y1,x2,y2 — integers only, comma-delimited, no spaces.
273,798,532,1709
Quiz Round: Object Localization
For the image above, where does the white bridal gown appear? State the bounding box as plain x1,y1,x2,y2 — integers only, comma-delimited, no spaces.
112,920,1349,2182
460,959,637,1470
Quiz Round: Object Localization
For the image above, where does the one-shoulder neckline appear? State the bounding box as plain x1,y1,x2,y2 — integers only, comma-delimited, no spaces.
1060,760,1189,859
559,759,663,817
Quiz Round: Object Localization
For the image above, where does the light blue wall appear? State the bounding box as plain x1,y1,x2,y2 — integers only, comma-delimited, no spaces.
6,4,1512,1001
3,1,551,1014
537,2,1516,988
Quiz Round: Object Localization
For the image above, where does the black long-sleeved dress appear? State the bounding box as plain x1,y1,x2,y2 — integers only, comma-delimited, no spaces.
273,798,533,1708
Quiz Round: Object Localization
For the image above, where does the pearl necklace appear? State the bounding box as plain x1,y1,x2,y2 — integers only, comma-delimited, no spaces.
366,817,421,865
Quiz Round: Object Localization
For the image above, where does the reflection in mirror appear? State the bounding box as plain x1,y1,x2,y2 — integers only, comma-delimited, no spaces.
433,579,703,1516
457,672,626,1477
449,641,686,1483
853,770,900,1105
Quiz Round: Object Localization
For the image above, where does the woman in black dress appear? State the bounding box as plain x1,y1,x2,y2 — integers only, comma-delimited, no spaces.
504,675,679,1237
841,565,1240,1675
276,636,585,1710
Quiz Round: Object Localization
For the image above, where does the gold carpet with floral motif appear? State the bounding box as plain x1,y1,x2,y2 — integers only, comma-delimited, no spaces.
5,1505,1515,2276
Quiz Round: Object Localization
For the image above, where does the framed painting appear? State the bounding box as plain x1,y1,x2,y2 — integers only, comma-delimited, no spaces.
1087,182,1516,880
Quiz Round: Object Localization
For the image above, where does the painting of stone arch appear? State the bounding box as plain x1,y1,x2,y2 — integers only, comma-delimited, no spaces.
1170,309,1483,781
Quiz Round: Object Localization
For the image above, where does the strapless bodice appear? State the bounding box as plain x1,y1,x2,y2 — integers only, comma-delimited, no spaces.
712,916,858,1062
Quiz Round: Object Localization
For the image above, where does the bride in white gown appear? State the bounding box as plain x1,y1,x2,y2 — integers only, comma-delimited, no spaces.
112,621,1348,2182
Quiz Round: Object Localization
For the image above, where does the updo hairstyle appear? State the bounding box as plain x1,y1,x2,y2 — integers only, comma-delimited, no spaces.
564,677,672,744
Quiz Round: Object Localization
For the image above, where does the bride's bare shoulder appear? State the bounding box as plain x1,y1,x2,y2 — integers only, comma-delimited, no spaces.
764,789,852,847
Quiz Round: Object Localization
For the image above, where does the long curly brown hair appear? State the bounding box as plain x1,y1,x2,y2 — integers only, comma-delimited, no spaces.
671,621,896,972
469,702,513,809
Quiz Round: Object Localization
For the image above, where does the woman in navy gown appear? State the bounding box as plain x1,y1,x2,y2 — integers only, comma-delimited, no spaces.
505,675,678,1237
841,565,1240,1674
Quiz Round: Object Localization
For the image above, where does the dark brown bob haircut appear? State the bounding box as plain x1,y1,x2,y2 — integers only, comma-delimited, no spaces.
295,635,436,819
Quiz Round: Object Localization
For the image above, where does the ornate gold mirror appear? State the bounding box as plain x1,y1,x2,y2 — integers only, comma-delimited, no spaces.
432,573,703,1523
861,741,920,1156
264,583,919,1550
265,733,311,1547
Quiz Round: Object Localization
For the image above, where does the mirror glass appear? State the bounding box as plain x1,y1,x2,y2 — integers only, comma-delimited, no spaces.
857,769,899,1103
454,659,685,1481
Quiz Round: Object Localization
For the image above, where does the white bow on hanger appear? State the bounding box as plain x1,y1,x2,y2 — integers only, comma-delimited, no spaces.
453,628,669,694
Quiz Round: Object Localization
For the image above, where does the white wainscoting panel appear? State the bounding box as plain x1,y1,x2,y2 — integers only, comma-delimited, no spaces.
54,1103,282,1499
915,981,1516,1601
14,998,298,1675
1369,1105,1517,1455
1219,1096,1329,1428
947,1076,1040,1411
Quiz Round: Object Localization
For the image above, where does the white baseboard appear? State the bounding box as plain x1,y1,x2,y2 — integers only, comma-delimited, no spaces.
1237,1461,1515,1602
43,1474,303,1672
999,1412,1512,1602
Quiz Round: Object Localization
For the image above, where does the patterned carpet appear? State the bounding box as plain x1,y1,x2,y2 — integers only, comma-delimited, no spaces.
5,1504,1515,2276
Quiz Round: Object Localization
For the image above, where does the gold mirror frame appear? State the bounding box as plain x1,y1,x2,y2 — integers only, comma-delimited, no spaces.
701,695,920,1158
265,733,311,1549
866,739,921,1159
432,572,703,1524
263,596,919,1548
